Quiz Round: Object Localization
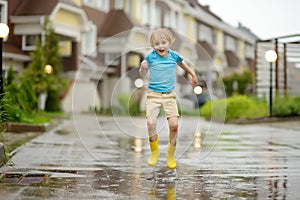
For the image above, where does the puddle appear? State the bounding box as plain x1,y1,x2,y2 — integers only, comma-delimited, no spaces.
0,165,293,199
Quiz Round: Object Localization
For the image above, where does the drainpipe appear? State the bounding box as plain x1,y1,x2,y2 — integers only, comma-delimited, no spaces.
283,43,287,96
254,42,258,95
275,39,279,94
120,44,127,93
40,16,45,46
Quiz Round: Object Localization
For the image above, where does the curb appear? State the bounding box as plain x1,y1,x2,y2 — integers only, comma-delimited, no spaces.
2,122,50,133
229,116,300,124
0,142,6,166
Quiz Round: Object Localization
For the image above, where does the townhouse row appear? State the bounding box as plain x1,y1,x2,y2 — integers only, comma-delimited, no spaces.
1,0,258,112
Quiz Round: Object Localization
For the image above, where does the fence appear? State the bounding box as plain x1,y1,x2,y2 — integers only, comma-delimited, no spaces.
255,34,300,102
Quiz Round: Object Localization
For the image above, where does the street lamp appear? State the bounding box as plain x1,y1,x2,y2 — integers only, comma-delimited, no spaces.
0,23,9,99
264,50,278,117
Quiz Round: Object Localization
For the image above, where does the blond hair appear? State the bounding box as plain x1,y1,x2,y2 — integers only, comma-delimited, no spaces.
150,28,175,47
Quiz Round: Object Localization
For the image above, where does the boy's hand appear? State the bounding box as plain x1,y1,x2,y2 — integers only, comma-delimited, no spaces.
139,60,148,77
191,74,198,87
140,60,148,69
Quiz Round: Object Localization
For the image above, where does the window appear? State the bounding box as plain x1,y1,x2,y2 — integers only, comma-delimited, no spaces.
0,0,8,23
82,24,97,57
22,35,40,51
82,0,109,12
115,0,124,9
225,34,237,51
245,43,254,58
198,24,215,44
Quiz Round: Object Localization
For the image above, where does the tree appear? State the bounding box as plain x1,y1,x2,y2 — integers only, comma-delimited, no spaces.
22,18,68,112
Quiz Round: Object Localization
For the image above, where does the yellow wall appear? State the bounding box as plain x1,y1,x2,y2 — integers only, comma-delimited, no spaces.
131,31,148,46
237,39,245,59
184,15,196,40
54,9,82,28
71,0,82,6
215,29,224,53
59,40,72,56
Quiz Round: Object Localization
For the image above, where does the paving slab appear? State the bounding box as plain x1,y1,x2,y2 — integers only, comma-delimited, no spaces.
0,114,299,199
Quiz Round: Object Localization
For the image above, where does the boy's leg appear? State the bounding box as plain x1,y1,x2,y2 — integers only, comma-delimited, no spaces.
166,116,178,169
162,91,179,169
146,91,162,166
147,115,160,166
167,116,178,146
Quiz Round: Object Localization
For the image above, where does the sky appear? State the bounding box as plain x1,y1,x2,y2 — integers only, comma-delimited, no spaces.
199,0,300,40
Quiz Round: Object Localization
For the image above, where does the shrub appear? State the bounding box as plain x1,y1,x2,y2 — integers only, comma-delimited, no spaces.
200,95,268,122
291,96,300,115
0,66,38,123
222,70,254,96
117,93,141,116
273,95,300,117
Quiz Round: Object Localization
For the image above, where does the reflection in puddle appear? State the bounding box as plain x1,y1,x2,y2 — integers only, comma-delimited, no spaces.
0,166,291,199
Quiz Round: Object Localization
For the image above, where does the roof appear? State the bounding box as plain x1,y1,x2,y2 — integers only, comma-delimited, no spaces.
12,0,58,16
99,10,139,37
12,0,78,16
83,5,107,37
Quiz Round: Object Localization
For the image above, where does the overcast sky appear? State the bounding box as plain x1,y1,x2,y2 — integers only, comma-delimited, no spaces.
199,0,300,40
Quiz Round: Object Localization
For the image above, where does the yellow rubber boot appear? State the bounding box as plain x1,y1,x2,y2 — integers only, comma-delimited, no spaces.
147,135,160,166
166,142,176,169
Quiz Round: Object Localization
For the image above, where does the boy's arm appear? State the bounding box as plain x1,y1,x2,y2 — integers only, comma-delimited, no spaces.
177,61,198,86
139,60,148,77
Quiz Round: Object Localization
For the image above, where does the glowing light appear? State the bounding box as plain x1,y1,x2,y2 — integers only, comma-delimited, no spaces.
44,64,53,74
265,50,277,63
0,23,9,38
193,85,203,94
134,78,144,88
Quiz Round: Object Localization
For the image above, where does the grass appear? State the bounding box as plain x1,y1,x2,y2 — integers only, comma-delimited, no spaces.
0,111,68,166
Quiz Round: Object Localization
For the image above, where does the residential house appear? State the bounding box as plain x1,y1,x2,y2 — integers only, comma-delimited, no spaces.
2,0,258,112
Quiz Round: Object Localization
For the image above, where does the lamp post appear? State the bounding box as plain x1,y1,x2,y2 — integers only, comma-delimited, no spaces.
264,50,278,117
0,23,9,99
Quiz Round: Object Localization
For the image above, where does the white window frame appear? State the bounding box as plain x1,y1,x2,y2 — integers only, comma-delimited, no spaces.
82,24,97,57
198,23,214,44
115,0,124,9
245,43,254,58
225,34,237,51
22,34,40,51
0,0,7,23
82,0,109,12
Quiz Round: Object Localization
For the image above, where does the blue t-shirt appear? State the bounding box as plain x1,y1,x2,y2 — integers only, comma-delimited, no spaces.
145,49,183,92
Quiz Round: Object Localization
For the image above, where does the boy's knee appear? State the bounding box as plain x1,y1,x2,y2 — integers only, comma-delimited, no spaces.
147,117,156,130
169,122,178,132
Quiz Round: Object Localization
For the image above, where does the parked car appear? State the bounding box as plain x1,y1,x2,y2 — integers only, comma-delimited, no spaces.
183,91,217,108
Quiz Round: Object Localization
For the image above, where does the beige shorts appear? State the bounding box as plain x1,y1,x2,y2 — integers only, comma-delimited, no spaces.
146,90,179,118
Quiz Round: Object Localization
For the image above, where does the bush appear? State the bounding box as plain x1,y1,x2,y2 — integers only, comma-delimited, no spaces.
117,93,141,116
273,95,300,117
200,95,268,122
291,96,300,115
45,88,61,112
0,66,38,123
222,70,253,96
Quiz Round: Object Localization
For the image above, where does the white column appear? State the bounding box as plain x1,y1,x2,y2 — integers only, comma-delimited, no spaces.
149,0,156,28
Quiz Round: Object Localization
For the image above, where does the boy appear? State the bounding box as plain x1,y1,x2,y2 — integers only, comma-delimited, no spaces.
139,28,198,169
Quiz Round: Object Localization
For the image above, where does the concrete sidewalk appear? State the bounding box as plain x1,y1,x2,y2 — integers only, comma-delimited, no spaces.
0,114,300,199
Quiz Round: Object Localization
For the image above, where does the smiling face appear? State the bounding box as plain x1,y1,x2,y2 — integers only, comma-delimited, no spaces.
150,28,175,57
153,38,170,57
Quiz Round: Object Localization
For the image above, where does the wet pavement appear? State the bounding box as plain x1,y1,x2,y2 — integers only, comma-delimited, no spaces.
0,114,300,199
